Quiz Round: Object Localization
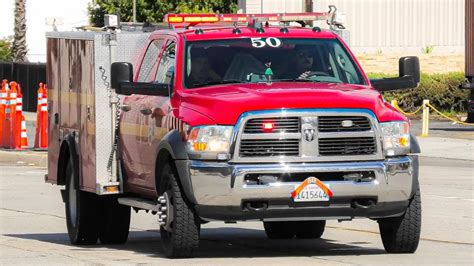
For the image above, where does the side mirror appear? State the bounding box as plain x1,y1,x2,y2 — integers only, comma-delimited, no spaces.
111,62,170,97
111,62,133,89
370,56,420,91
399,56,420,84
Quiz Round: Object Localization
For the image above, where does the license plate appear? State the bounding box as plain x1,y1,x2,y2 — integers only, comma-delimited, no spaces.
291,177,332,202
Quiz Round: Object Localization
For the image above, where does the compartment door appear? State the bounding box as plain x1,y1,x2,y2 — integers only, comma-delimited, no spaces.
46,38,60,184
78,39,96,191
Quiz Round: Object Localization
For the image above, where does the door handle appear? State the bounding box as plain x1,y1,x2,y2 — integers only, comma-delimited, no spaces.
140,108,152,115
121,105,131,112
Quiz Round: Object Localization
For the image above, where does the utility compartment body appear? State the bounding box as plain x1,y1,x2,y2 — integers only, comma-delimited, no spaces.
46,31,149,194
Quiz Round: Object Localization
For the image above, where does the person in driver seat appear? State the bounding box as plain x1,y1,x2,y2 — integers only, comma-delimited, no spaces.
188,49,221,86
285,45,318,79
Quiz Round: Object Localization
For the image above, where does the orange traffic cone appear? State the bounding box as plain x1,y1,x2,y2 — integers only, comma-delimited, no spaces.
40,85,48,148
3,81,18,149
13,83,24,149
20,115,28,149
34,83,48,149
0,79,7,148
34,83,43,149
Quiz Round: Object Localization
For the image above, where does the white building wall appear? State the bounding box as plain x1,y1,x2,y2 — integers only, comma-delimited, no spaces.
240,0,465,54
239,0,305,13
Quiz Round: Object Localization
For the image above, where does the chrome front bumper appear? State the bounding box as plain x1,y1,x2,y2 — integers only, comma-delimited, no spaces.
188,156,414,221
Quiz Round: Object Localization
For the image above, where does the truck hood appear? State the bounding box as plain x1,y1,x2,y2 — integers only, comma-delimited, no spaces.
179,82,406,125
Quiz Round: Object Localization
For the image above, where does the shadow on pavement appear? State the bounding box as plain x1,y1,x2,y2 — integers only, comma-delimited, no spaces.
5,227,386,258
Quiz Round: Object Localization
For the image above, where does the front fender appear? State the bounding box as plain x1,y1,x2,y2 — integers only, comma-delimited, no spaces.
156,130,197,204
156,130,188,160
410,134,421,154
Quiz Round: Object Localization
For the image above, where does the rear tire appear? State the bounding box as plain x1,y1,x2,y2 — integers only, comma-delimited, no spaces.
263,222,296,239
99,196,131,244
160,164,200,258
65,158,101,245
295,221,325,239
378,183,422,253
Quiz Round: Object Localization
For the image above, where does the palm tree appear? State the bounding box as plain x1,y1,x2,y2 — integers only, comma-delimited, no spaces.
12,0,28,62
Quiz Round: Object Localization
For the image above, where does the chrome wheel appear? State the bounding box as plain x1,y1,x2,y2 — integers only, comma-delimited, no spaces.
158,191,174,232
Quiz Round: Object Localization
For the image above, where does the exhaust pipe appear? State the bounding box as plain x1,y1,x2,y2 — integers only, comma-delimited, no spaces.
351,199,376,209
244,201,268,212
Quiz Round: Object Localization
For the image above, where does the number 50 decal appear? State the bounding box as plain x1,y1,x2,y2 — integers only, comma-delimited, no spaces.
251,37,282,48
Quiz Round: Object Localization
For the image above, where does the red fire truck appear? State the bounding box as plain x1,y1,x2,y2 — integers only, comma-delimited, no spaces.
46,10,421,258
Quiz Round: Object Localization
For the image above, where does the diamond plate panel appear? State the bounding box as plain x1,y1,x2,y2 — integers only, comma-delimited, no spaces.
93,32,151,186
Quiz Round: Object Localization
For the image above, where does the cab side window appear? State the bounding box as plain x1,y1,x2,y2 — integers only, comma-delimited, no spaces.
332,43,361,84
137,39,164,82
154,40,176,85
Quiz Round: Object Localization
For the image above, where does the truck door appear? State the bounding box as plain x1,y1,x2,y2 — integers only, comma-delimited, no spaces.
138,38,177,194
120,38,165,196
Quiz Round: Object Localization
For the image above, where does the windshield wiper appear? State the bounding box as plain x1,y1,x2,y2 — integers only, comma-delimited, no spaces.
192,79,243,87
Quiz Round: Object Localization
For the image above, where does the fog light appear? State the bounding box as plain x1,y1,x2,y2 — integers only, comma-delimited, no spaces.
258,175,278,184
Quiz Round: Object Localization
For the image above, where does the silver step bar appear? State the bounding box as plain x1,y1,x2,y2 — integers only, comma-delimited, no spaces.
118,197,159,211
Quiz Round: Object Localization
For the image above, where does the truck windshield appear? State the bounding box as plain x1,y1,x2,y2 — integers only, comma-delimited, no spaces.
184,37,365,88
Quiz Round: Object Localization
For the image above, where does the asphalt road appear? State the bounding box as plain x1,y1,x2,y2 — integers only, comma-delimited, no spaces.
0,157,473,265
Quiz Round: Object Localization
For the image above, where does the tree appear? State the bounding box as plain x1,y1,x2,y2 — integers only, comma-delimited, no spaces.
88,0,238,27
12,0,28,62
0,38,13,61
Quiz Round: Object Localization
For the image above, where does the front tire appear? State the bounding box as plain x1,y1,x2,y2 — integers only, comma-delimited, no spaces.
65,159,101,245
378,184,422,253
159,164,200,258
295,221,325,239
263,222,296,239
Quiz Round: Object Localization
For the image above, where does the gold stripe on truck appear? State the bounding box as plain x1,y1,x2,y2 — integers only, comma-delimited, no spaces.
120,122,169,139
48,90,95,106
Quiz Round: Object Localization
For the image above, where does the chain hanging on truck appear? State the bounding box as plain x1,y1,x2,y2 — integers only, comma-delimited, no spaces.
99,65,122,176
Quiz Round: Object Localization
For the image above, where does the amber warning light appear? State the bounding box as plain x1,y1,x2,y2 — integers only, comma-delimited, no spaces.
165,12,329,26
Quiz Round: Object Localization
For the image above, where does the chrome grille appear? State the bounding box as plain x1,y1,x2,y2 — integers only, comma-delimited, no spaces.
233,110,383,163
318,137,376,156
318,116,371,132
243,117,299,133
239,139,299,157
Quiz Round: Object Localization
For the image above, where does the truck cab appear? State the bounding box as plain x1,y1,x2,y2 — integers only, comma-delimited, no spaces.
48,11,422,258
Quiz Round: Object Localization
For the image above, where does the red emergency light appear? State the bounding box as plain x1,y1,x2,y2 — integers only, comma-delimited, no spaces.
262,122,275,132
165,12,329,27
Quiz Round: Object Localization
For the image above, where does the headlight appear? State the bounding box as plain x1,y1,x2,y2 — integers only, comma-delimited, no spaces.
186,126,233,159
380,122,410,156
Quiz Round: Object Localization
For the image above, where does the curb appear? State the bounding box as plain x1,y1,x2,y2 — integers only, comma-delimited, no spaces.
0,150,48,167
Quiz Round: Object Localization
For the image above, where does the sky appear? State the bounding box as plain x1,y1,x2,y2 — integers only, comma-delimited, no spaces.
0,0,91,62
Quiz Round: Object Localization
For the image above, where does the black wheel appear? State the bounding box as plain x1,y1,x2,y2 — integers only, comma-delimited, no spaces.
65,158,101,245
295,221,326,239
99,196,131,244
263,222,296,239
159,164,200,258
378,183,422,253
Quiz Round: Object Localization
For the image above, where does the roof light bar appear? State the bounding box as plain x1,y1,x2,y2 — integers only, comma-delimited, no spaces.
165,12,329,27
